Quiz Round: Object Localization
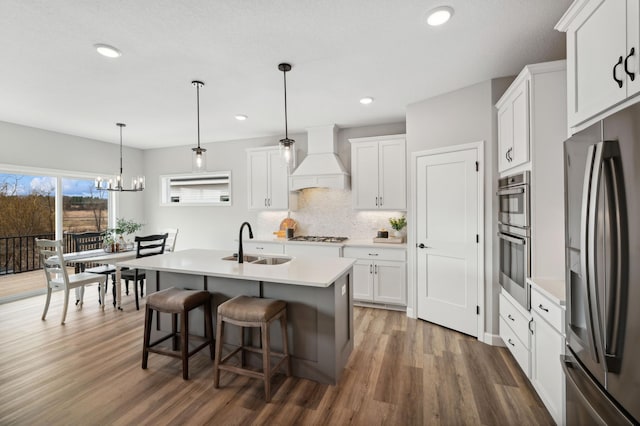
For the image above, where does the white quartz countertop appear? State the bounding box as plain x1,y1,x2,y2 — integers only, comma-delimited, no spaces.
528,277,566,306
117,249,355,288
246,238,406,249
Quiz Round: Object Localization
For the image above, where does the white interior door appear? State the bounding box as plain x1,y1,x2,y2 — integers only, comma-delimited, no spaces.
416,147,479,336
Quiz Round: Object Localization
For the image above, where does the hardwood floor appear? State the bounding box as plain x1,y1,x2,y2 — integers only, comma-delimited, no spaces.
0,289,554,425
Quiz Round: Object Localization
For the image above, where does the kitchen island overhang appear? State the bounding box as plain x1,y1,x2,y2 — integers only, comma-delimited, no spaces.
118,249,355,385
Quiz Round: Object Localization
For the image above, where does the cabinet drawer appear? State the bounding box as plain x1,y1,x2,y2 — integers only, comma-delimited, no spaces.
243,242,284,255
531,288,563,333
343,246,406,261
285,244,342,257
500,317,531,377
499,293,531,348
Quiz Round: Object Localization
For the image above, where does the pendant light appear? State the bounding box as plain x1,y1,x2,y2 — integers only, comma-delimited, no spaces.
191,80,207,172
278,63,296,170
95,123,144,192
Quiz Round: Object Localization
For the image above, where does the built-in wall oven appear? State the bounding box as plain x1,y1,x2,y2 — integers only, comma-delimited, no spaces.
497,171,531,309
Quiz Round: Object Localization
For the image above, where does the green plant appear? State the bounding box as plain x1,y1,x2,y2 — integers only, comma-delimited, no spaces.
102,217,143,245
389,216,406,231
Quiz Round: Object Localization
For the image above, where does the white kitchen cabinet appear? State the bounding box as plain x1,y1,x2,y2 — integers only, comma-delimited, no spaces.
557,0,640,131
242,241,285,255
349,135,406,210
497,78,529,172
499,291,532,377
284,243,342,257
246,147,297,210
343,246,406,306
530,284,565,426
496,61,566,175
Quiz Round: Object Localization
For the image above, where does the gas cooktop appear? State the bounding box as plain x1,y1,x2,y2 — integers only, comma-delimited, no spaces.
288,236,349,243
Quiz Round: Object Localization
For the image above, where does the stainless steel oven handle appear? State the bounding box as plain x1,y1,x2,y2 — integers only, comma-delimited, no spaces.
497,232,526,245
496,187,525,196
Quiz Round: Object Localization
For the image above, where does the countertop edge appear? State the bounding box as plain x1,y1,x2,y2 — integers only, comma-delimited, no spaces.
528,277,566,306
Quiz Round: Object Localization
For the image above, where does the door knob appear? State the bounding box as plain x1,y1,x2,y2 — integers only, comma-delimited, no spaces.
417,243,429,249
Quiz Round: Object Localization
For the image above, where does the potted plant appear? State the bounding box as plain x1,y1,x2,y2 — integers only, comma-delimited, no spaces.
102,217,143,252
388,216,407,238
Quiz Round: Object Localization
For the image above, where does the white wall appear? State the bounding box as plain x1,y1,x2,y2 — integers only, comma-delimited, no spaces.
0,120,145,223
405,77,513,338
142,122,406,251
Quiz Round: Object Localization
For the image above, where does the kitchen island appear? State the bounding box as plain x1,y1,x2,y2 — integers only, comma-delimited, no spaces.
118,249,355,385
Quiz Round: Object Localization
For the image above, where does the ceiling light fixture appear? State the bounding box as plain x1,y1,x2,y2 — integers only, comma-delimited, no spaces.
95,123,144,192
94,43,122,58
191,80,207,173
278,63,296,171
235,114,248,121
426,6,454,26
360,97,374,105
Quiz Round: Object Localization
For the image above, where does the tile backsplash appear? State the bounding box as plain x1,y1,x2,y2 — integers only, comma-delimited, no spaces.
256,188,405,239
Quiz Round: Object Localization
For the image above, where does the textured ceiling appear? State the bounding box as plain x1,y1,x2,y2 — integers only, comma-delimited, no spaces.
0,0,572,149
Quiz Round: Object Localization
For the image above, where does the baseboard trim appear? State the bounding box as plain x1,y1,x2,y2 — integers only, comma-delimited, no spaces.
484,332,505,346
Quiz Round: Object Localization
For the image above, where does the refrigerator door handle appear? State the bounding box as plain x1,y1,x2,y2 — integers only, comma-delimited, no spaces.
603,146,627,373
579,144,603,363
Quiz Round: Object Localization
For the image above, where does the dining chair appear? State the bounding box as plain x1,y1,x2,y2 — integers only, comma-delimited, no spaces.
160,228,179,252
36,238,108,325
121,233,168,310
73,231,117,306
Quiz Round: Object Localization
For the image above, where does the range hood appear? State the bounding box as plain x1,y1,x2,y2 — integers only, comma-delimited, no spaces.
290,124,350,190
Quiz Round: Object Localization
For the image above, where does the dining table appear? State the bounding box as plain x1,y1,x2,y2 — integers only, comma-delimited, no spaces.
62,248,138,310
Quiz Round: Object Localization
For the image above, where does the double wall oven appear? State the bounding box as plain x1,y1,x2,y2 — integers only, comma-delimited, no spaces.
497,171,531,309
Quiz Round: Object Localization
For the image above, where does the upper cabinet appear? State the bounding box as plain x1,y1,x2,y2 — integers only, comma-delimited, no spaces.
246,147,297,211
557,0,640,132
497,78,530,172
496,61,567,175
349,135,406,210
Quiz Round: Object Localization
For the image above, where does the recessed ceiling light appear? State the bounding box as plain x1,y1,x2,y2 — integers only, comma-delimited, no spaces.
94,44,122,58
235,114,248,121
426,6,454,26
360,97,374,105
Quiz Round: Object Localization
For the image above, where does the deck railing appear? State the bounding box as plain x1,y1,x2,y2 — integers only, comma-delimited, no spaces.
0,234,76,275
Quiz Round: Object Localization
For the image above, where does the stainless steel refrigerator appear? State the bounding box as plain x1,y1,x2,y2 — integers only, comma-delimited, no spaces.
563,103,640,425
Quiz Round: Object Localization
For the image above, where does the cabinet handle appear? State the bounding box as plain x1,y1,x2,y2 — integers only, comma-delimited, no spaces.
507,314,515,322
374,265,378,274
379,196,383,206
625,47,636,81
370,264,373,274
268,198,271,207
613,55,624,88
375,196,379,206
368,253,379,256
264,198,267,207
507,338,515,347
508,147,513,162
538,303,549,313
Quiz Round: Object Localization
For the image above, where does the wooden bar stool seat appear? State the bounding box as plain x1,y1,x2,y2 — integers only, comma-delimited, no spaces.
213,295,291,402
142,287,214,380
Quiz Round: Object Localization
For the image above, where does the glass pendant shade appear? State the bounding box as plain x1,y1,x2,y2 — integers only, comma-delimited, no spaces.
279,137,296,170
192,146,207,172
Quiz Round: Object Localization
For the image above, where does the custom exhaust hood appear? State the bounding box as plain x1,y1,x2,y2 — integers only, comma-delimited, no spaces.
289,124,350,190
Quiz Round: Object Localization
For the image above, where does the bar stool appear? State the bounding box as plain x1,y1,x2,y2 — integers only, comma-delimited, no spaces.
213,295,291,402
142,287,214,380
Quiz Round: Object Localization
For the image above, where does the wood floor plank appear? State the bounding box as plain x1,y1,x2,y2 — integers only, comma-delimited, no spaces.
0,294,555,425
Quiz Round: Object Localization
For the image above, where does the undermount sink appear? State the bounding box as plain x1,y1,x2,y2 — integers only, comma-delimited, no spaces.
221,254,291,265
251,257,291,265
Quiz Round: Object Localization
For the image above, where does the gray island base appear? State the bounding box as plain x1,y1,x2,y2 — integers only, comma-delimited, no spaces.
118,249,355,385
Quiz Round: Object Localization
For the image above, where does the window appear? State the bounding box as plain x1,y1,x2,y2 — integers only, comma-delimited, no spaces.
0,170,111,301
